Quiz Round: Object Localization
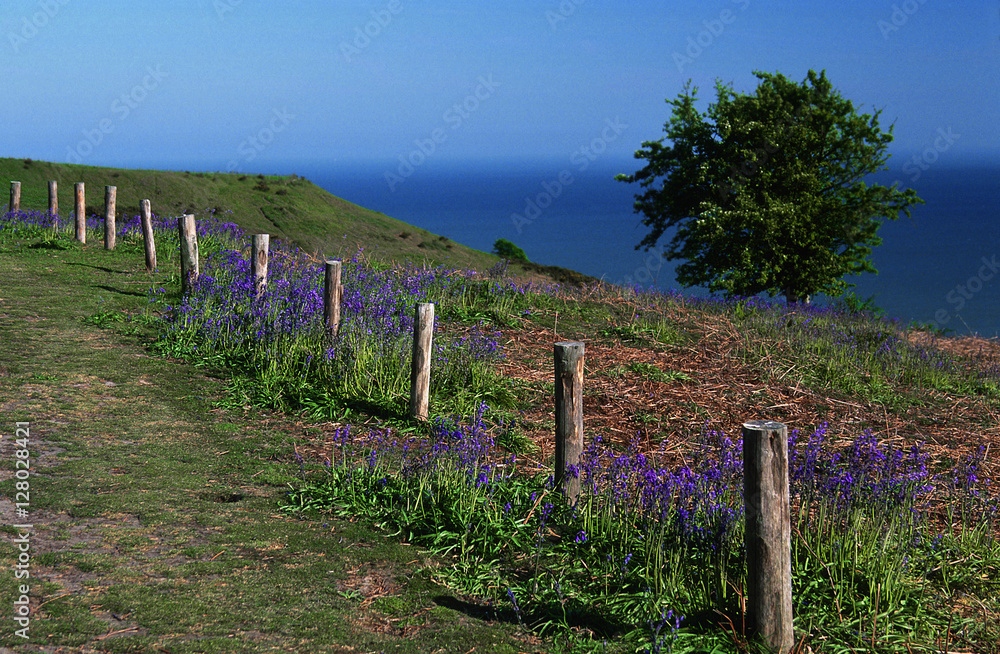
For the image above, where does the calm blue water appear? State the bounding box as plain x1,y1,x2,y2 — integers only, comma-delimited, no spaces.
292,158,999,338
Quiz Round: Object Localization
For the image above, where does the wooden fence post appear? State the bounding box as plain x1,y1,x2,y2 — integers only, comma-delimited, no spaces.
178,214,199,293
74,183,85,243
409,302,434,421
251,234,269,297
324,260,342,335
743,420,794,654
140,199,156,271
554,341,585,502
9,181,20,213
48,181,58,216
104,185,116,250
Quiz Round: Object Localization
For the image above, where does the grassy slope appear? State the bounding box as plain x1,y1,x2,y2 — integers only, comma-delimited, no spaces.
2,212,998,651
0,236,546,653
1,157,594,284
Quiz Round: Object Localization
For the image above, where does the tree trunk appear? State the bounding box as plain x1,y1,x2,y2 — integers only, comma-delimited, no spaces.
784,290,811,305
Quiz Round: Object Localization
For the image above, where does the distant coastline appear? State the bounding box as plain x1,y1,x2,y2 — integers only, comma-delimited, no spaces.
297,159,999,338
6,154,994,336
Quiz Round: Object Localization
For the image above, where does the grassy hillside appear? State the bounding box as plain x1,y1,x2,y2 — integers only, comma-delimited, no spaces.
1,207,998,651
1,157,591,283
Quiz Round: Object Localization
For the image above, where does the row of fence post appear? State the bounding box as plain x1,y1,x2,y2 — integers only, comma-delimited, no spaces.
9,180,116,249
4,182,348,345
242,233,432,420
7,179,794,653
10,179,71,217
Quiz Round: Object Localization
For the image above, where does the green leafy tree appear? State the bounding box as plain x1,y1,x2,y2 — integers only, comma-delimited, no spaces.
492,238,529,262
617,70,922,303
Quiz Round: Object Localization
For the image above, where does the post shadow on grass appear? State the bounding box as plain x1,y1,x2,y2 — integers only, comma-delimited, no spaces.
338,397,411,424
28,240,71,250
65,262,127,274
92,284,148,298
431,595,628,639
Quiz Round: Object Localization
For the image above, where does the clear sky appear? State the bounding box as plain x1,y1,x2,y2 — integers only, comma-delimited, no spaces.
2,0,998,174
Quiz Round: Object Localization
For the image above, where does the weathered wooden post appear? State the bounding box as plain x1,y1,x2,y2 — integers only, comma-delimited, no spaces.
554,341,585,502
251,234,269,297
74,183,85,243
9,181,20,213
409,302,434,421
743,420,794,654
104,185,117,250
324,260,342,335
178,214,199,293
48,181,58,216
139,199,156,271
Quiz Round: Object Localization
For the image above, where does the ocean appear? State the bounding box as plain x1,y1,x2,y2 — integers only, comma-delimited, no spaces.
292,158,999,338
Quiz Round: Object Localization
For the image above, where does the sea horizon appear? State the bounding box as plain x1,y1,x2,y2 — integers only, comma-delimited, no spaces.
89,154,998,338
279,157,999,339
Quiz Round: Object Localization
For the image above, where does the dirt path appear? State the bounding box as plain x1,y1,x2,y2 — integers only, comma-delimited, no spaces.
0,242,545,653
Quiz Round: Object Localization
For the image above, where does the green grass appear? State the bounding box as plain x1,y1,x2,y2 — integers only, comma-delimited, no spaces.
718,298,1000,411
0,231,551,653
605,362,692,384
2,156,504,272
4,163,1000,652
285,411,1000,654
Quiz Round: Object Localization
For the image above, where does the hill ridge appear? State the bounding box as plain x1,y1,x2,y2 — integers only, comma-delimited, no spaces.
0,156,497,269
1,157,596,285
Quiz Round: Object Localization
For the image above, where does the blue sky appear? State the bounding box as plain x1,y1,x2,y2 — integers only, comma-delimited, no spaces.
2,0,998,174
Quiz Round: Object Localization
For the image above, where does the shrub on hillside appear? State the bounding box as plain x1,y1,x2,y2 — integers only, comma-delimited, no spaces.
492,238,528,262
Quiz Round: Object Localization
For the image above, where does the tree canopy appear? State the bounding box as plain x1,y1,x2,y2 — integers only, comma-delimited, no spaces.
617,70,922,303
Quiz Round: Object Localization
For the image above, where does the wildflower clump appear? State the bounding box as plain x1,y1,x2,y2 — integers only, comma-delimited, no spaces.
287,412,997,651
